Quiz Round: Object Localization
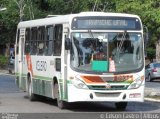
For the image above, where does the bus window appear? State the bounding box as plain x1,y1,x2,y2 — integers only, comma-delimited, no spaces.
54,24,62,56
31,27,37,55
25,28,30,54
45,25,54,56
37,26,45,55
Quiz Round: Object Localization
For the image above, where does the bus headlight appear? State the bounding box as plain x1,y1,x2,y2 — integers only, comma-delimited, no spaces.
128,77,143,89
71,78,88,89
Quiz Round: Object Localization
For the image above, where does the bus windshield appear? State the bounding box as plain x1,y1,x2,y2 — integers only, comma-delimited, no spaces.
70,32,143,73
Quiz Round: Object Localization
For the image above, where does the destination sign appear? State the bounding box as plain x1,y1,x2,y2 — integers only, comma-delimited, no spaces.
72,17,141,30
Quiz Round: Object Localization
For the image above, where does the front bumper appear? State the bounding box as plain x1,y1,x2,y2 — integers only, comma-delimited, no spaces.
67,84,144,102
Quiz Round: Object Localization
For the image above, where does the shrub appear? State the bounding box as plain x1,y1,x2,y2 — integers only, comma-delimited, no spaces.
146,47,156,62
0,55,9,68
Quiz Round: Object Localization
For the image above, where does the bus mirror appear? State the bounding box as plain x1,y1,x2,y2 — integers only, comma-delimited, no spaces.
65,38,70,50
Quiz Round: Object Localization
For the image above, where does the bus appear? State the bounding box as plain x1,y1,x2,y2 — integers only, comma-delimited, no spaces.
15,12,145,110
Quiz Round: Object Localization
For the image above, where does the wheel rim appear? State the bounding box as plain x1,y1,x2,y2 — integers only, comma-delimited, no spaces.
54,83,65,109
54,83,59,99
28,82,31,97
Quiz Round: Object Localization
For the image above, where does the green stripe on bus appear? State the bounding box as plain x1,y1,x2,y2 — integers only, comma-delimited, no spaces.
34,75,52,81
15,73,67,83
15,73,27,77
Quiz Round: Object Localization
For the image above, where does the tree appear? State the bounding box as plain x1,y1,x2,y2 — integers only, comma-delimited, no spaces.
14,0,26,21
1,0,160,59
46,0,115,14
0,0,49,56
146,47,156,62
114,0,160,61
0,0,19,56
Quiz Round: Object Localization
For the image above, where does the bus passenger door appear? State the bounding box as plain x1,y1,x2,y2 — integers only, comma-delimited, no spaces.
18,29,25,90
62,24,69,100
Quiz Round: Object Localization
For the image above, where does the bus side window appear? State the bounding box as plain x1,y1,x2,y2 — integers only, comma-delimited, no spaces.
25,28,30,54
31,27,37,55
37,26,45,55
16,29,20,55
46,25,54,56
54,24,62,56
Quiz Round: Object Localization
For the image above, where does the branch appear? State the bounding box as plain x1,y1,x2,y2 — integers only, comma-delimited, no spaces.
92,0,98,11
14,0,20,9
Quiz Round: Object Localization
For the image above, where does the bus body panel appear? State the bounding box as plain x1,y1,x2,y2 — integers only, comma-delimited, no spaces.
15,23,69,99
65,66,145,102
15,12,145,107
67,85,144,102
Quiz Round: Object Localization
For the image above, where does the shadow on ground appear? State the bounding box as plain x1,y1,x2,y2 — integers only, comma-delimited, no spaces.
24,95,160,112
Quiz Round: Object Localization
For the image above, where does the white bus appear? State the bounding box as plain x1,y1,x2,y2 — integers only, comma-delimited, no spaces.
15,12,145,110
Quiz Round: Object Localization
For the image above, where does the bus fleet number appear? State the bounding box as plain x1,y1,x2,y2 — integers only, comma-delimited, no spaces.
36,61,47,71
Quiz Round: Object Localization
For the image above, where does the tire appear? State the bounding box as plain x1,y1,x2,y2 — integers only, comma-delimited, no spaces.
28,77,36,101
54,83,67,109
115,102,128,110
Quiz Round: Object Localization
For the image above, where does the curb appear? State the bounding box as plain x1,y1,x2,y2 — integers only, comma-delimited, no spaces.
0,69,8,74
0,70,14,76
144,98,160,103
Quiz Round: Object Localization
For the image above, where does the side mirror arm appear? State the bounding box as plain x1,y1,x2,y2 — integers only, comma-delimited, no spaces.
65,38,71,50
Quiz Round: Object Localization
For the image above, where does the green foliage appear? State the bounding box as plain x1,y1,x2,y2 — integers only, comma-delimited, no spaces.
112,0,160,59
0,0,160,59
0,55,8,68
0,0,19,44
146,47,156,62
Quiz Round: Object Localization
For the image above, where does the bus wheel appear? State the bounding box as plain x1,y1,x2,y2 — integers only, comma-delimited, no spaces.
28,77,36,101
54,83,67,109
115,102,127,110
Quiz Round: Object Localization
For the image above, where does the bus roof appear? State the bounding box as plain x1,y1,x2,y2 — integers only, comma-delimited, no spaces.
17,12,141,28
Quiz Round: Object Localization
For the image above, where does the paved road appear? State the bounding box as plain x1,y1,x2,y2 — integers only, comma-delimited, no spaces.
0,74,160,118
145,80,160,90
145,80,160,97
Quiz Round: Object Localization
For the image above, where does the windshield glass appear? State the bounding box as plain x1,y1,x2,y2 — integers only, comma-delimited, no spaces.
70,32,143,73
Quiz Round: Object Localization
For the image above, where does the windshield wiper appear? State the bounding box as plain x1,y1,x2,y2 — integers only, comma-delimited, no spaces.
117,30,127,53
88,29,94,39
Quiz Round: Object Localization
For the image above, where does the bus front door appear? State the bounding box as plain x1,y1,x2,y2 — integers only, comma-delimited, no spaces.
18,29,25,90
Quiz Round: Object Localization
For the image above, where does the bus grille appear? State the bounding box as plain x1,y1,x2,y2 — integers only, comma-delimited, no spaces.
88,85,129,90
95,92,121,97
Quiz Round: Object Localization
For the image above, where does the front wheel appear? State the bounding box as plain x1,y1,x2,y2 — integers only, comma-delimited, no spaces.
115,102,128,110
28,77,36,101
54,83,67,109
